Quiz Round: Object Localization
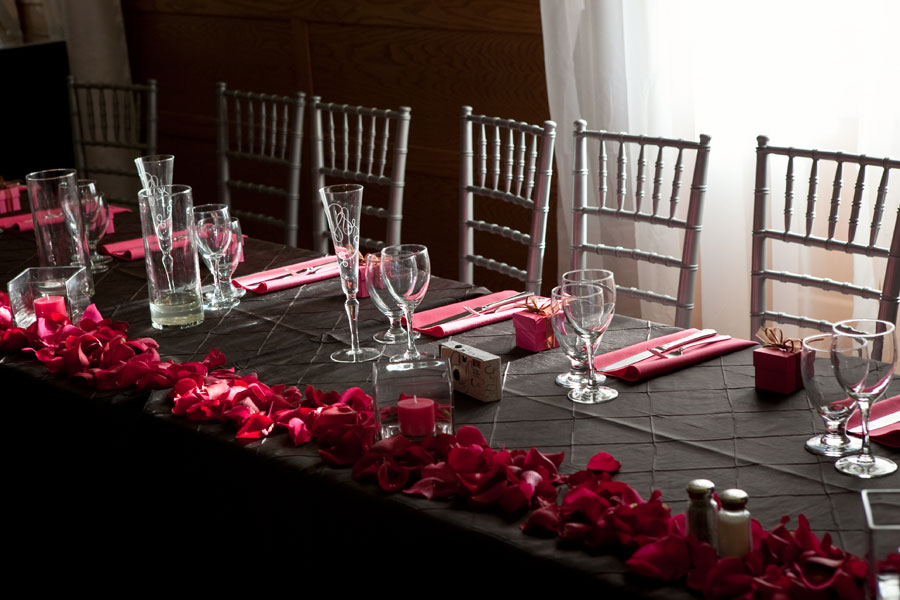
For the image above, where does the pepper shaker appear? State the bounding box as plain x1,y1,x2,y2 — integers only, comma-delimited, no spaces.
686,478,719,551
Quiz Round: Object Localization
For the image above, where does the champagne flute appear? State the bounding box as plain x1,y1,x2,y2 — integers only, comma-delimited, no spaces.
192,204,237,311
319,184,380,363
559,278,617,404
800,333,862,457
831,319,897,479
381,244,430,362
77,180,112,272
365,253,420,345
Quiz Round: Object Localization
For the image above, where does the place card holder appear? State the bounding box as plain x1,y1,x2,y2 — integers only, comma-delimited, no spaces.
373,359,454,440
8,266,91,327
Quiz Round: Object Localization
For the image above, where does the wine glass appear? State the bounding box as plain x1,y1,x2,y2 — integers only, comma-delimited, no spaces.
555,269,616,388
381,244,430,362
204,217,245,303
192,204,237,311
319,184,380,363
800,333,862,457
831,319,897,479
365,253,420,345
76,180,112,272
550,286,590,388
559,278,617,404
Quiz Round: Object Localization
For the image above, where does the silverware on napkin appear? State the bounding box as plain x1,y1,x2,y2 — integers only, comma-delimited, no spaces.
418,291,534,329
266,258,338,282
600,329,718,371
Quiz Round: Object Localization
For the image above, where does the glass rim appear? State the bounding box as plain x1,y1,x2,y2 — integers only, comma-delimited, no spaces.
76,179,97,186
192,203,229,213
25,168,76,182
320,183,363,194
382,243,427,255
561,268,615,283
801,332,833,351
135,154,174,163
137,184,192,198
833,318,896,338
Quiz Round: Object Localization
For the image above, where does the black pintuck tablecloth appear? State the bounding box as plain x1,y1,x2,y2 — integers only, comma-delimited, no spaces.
2,216,898,594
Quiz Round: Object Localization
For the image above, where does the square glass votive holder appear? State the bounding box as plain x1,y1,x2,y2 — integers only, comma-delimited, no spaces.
373,359,454,440
862,489,900,600
8,266,91,327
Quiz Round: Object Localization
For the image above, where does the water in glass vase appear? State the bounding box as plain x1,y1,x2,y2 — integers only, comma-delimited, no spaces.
150,291,204,329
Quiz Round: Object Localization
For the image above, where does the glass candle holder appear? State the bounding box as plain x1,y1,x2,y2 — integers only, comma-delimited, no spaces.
373,359,454,440
8,266,91,327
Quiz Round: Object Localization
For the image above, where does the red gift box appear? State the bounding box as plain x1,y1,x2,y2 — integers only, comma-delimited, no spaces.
0,183,24,214
513,298,559,352
753,346,802,394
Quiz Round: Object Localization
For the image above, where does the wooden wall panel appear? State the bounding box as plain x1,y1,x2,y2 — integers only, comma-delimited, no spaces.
121,0,557,293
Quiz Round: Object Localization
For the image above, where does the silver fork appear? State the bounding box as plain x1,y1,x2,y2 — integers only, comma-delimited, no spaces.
649,335,732,358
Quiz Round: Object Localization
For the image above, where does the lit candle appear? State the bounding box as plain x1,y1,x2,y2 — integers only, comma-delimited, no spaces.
33,295,67,319
397,396,436,437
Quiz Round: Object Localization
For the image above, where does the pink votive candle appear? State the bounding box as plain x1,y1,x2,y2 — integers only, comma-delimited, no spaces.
397,396,436,437
33,295,67,319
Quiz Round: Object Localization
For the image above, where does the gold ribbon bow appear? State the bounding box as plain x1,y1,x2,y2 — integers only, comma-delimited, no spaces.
756,327,801,353
525,296,553,317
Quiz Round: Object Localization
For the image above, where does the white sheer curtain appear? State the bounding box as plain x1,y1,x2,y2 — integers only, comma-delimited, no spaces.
542,0,900,338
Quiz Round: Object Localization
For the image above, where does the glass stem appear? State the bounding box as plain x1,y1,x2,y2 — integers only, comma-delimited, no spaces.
583,333,599,391
403,306,416,354
210,255,224,301
345,295,361,352
857,400,873,462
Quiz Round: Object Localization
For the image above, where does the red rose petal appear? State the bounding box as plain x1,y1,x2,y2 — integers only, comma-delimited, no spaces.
626,534,690,581
587,451,621,473
455,425,488,447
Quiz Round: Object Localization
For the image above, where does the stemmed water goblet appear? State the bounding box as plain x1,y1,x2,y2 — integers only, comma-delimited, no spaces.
830,319,897,479
558,277,617,404
552,269,617,389
381,244,430,362
365,253,420,345
800,333,862,457
77,180,113,272
204,217,245,302
319,184,380,363
192,204,238,311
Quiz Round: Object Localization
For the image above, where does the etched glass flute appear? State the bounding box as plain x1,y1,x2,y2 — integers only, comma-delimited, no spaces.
381,244,430,362
831,319,897,479
193,204,237,311
800,333,862,457
319,184,380,363
559,279,617,404
365,253,419,345
135,155,175,291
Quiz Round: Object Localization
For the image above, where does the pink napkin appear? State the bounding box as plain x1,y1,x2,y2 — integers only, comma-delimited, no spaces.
595,328,758,382
0,212,34,231
847,395,900,448
105,206,132,235
412,290,529,338
233,256,340,294
99,237,146,260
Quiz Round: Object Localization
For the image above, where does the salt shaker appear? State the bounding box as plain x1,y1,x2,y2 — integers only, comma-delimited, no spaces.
718,488,752,558
686,479,718,551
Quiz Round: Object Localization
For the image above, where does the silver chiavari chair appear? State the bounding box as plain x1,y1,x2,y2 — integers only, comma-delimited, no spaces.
67,76,157,206
751,135,900,337
571,121,712,328
310,97,411,253
216,82,306,247
459,106,556,294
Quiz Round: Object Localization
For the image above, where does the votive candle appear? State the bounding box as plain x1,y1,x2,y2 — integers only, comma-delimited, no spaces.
397,396,435,437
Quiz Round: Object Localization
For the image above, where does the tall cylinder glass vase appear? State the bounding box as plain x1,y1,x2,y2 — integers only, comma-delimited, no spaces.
138,185,204,329
25,168,94,297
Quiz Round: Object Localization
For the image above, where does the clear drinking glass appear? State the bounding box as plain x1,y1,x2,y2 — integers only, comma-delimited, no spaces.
800,333,862,457
319,184,380,363
381,244,431,362
556,269,616,388
135,154,174,193
365,253,420,345
77,180,113,272
559,278,617,404
225,217,246,298
137,185,204,329
831,319,897,479
193,204,237,311
25,168,94,296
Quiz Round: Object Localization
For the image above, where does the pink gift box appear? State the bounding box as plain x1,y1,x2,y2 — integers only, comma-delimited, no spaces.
357,264,369,298
753,346,802,394
513,307,559,352
0,184,24,214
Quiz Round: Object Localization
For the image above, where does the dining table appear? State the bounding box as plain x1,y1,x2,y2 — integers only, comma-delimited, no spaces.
2,211,898,596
